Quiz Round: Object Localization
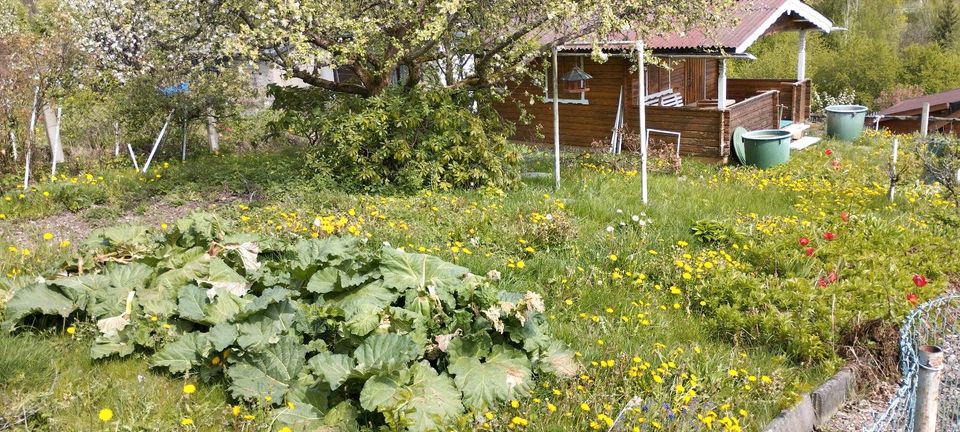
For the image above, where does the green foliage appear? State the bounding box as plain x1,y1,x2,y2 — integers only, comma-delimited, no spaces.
275,87,521,192
1,212,575,431
934,0,959,47
690,219,729,244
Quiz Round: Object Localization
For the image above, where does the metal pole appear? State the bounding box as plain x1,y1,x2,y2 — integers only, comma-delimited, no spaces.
797,30,807,81
142,109,174,174
637,40,648,204
717,58,727,111
913,345,944,432
888,138,898,202
552,47,561,191
127,143,140,171
181,119,187,161
920,103,930,137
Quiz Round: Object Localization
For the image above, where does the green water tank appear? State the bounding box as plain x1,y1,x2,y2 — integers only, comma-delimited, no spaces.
740,129,792,169
825,105,868,141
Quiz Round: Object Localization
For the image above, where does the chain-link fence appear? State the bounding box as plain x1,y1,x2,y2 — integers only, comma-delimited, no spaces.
866,294,960,431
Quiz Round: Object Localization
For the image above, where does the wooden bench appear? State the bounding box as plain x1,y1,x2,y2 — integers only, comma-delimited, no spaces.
644,88,684,107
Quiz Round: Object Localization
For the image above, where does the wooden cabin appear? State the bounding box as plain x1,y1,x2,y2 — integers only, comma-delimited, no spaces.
495,0,836,162
875,89,960,136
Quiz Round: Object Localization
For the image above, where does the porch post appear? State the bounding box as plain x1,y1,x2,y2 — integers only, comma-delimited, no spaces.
797,30,807,81
552,46,561,191
637,40,648,204
717,58,727,110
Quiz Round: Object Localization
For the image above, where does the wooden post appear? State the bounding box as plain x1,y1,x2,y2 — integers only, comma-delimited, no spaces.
206,110,220,153
920,103,930,137
797,30,807,81
552,47,561,191
717,58,727,111
637,40,648,204
913,345,944,432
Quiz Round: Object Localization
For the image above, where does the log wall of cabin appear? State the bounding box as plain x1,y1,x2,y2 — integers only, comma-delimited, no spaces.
494,55,723,152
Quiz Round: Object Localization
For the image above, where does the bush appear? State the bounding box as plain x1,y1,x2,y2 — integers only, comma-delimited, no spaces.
273,87,521,192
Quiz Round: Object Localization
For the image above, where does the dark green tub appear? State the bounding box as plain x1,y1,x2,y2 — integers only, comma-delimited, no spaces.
741,129,792,169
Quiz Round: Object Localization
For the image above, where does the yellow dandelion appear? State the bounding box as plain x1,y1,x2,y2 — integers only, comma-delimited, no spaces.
43,232,53,240
180,418,193,425
98,408,113,422
183,384,196,394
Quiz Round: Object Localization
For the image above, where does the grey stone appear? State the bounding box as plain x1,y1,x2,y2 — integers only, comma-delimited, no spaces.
763,394,815,432
811,368,857,426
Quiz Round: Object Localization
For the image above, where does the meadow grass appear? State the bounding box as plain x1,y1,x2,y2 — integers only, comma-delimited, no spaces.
1,135,951,431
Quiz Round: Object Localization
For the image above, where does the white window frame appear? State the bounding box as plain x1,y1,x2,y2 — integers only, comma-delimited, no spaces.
543,55,590,105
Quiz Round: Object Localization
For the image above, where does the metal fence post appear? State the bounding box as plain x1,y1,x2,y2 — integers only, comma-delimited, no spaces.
912,345,944,432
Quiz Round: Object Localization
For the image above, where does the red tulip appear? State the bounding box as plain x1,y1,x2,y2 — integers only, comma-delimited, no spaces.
913,274,928,287
817,278,828,288
825,148,833,156
828,270,838,283
799,237,810,246
823,232,836,241
805,247,815,257
841,211,849,222
906,293,919,306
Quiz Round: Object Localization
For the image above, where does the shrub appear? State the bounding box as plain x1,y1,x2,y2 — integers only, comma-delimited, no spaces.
272,86,521,192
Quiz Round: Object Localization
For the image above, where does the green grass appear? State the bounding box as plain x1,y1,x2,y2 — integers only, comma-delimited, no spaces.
1,136,956,431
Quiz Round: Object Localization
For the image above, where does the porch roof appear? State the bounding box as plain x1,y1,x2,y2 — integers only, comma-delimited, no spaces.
558,0,836,55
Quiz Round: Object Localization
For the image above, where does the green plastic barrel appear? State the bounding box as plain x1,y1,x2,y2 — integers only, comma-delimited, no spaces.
825,105,868,141
741,129,792,169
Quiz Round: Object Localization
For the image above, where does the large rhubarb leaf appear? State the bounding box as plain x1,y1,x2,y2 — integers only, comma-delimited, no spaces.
226,336,306,402
308,351,356,391
151,332,211,373
353,333,421,377
448,345,532,410
379,247,468,308
177,284,246,325
2,283,77,330
360,361,463,432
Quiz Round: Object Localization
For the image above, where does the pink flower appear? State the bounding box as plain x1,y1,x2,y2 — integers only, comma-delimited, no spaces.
841,211,849,222
799,237,810,246
805,247,815,257
823,232,836,241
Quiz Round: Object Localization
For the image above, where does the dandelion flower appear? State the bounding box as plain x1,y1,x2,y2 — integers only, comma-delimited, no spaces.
98,408,113,422
180,418,193,425
43,232,53,240
183,384,196,394
66,326,76,334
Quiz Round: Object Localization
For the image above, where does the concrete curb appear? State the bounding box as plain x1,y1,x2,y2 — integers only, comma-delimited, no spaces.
762,367,859,432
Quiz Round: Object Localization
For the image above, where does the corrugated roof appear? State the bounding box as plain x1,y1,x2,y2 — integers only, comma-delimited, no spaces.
879,88,960,116
558,0,834,54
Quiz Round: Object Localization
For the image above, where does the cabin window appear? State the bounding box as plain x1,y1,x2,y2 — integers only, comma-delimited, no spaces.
543,55,590,105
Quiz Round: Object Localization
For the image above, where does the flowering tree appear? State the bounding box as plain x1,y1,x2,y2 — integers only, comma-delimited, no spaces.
71,0,736,98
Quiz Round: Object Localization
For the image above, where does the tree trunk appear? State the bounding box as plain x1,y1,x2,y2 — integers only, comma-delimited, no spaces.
206,110,219,153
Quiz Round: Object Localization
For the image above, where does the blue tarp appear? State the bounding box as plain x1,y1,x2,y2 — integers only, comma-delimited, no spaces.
160,82,189,96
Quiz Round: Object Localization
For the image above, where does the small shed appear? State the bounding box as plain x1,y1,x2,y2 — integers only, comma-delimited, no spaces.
876,89,960,136
495,0,837,162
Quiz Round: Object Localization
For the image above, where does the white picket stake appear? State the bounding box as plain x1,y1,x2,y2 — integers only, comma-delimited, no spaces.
142,110,174,174
181,119,187,161
888,138,898,202
551,47,561,191
114,121,120,156
920,103,930,137
23,85,39,191
127,143,140,171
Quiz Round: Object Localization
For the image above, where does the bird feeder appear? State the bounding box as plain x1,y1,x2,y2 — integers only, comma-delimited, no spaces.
561,66,592,93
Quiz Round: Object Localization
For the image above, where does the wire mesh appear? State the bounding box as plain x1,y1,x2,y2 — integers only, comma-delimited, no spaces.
866,294,960,431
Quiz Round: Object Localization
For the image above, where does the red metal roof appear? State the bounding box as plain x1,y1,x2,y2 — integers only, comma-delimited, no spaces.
879,88,960,116
558,0,834,54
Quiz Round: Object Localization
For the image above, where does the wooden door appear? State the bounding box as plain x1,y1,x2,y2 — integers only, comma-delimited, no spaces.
684,59,705,104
